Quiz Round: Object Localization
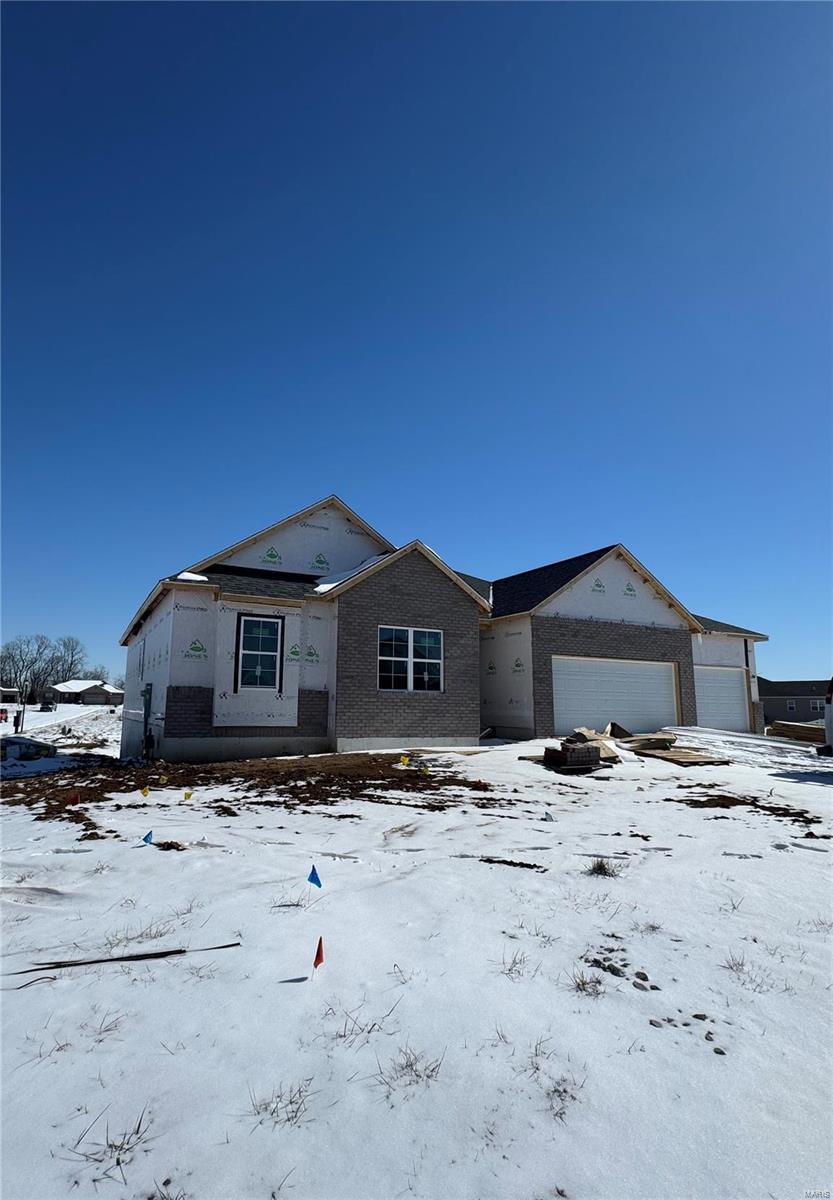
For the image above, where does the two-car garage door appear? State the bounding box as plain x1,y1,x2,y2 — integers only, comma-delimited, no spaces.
551,656,679,736
694,666,750,732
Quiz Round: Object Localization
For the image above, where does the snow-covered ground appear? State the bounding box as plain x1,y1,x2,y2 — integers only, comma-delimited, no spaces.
1,705,122,774
1,730,831,1200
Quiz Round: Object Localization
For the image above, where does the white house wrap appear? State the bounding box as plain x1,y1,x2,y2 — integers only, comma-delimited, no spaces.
212,602,302,727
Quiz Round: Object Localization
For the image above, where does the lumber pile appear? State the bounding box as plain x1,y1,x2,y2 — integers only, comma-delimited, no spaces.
631,746,730,767
766,721,826,745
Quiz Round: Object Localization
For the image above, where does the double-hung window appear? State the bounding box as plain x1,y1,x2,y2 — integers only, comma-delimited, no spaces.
810,699,824,713
378,627,443,691
237,615,283,691
787,699,796,712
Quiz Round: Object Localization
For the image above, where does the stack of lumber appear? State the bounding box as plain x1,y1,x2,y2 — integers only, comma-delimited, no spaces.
766,721,826,745
630,745,730,767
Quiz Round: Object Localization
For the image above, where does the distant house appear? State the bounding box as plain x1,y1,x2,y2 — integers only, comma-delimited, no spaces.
47,679,125,706
1,684,20,704
757,678,829,725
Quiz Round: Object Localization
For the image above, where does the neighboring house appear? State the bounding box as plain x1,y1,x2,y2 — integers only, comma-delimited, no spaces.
757,678,829,725
1,685,20,704
119,496,767,763
48,680,125,706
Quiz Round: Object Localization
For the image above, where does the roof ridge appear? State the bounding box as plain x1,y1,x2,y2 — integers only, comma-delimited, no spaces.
492,544,617,586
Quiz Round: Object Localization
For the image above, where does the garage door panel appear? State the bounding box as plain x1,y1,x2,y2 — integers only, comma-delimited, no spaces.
694,666,749,732
552,656,678,736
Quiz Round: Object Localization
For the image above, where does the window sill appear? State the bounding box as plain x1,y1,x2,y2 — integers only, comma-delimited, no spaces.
376,690,446,696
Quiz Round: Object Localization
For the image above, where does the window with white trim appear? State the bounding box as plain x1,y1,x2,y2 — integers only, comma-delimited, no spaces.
787,699,796,712
237,616,283,690
378,627,443,691
810,699,824,713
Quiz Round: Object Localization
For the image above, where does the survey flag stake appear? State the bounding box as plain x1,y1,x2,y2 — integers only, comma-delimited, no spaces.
313,937,324,970
142,830,153,845
308,865,322,888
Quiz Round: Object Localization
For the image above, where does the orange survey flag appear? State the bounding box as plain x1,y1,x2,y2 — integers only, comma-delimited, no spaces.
313,937,324,969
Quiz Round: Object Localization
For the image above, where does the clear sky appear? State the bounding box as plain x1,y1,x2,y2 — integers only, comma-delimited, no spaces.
2,2,830,680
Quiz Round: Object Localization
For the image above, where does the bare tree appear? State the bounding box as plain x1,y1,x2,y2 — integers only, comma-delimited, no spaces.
0,634,56,701
51,635,88,683
87,663,110,683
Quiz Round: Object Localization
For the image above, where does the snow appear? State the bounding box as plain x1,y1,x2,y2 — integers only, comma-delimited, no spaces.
1,706,123,774
176,572,209,582
1,730,831,1199
314,554,389,593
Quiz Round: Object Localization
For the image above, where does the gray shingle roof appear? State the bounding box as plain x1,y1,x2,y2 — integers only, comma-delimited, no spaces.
692,614,767,639
187,566,319,602
489,546,617,618
455,572,492,602
757,677,829,697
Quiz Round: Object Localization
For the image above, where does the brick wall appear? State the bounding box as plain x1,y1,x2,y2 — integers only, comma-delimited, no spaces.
335,551,481,740
530,615,698,736
164,686,328,739
751,700,765,734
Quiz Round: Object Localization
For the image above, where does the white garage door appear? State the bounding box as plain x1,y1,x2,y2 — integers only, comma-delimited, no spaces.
694,666,749,732
551,656,679,736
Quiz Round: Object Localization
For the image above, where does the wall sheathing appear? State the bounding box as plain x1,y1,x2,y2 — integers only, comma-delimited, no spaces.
220,502,384,578
478,617,534,738
537,555,689,629
120,591,175,758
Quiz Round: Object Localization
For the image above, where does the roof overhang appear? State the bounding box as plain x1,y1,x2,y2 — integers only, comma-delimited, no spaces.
184,495,396,576
697,629,769,643
119,579,218,645
317,541,492,611
530,544,705,632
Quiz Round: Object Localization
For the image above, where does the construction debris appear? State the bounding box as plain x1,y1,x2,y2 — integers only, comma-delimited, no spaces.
545,742,601,768
535,725,727,771
619,732,678,752
630,746,730,767
6,941,242,976
563,728,621,763
0,736,57,762
766,721,826,745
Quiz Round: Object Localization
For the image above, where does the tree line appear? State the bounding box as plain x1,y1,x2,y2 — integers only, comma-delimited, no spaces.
0,634,124,702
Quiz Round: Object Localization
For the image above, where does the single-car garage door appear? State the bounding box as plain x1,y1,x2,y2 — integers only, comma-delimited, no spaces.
694,666,749,732
551,656,679,736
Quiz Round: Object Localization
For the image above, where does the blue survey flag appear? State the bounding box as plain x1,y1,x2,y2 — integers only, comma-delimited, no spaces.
308,865,322,888
142,830,153,845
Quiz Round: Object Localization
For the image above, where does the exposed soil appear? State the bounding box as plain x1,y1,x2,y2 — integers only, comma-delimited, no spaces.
479,855,546,871
666,792,823,829
1,752,494,838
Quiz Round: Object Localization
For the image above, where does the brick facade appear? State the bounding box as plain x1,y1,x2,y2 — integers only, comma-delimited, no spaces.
164,686,328,739
751,700,765,735
335,551,481,742
530,615,698,737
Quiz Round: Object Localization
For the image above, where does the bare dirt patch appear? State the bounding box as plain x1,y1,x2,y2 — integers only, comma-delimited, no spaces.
1,753,494,838
479,856,546,872
666,791,824,830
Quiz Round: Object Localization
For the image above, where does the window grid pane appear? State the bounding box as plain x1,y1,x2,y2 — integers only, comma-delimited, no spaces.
239,618,281,689
378,627,442,692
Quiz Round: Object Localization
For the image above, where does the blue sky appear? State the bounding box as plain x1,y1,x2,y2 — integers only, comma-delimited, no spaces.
2,2,830,679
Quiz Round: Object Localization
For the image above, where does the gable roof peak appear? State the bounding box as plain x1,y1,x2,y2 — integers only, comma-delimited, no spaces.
184,495,396,576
